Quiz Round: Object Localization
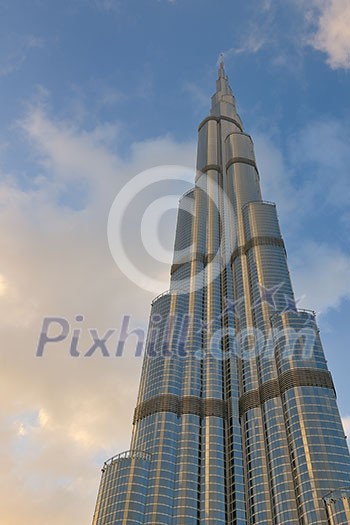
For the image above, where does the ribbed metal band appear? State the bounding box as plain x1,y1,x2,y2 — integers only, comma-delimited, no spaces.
260,379,280,404
170,262,187,274
181,396,202,416
238,390,260,416
171,252,217,275
279,368,335,394
198,115,243,133
231,246,245,263
231,236,286,265
133,394,179,423
135,371,335,421
239,368,335,417
199,164,222,174
226,157,258,173
133,395,228,423
204,398,227,418
195,164,223,182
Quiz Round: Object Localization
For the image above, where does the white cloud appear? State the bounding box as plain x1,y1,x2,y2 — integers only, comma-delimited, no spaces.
222,34,267,58
0,34,44,78
289,117,350,208
299,0,350,69
0,107,195,524
98,86,126,108
290,241,350,313
2,99,350,523
220,0,276,60
253,124,350,315
262,0,272,11
89,0,120,12
183,82,210,111
253,132,299,221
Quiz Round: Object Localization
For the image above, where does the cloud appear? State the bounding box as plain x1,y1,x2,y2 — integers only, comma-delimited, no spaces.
290,241,350,313
253,132,299,221
2,99,350,523
0,106,195,524
97,85,126,108
21,108,122,185
253,124,350,315
261,0,272,11
70,0,122,13
219,0,278,61
222,33,267,58
289,117,350,209
0,34,44,78
182,81,210,111
299,0,350,69
221,0,350,72
88,0,121,12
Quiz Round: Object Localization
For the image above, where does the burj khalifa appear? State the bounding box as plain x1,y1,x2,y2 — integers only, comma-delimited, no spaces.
92,62,350,524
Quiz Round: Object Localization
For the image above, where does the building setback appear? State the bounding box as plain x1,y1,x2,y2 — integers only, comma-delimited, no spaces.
92,62,350,525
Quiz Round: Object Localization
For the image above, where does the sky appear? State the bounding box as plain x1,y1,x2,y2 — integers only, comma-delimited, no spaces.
1,0,350,523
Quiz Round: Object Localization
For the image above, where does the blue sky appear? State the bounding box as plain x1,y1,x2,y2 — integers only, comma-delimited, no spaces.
1,0,350,523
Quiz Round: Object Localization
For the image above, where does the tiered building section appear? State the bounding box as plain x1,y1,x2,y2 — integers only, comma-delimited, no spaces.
92,63,350,525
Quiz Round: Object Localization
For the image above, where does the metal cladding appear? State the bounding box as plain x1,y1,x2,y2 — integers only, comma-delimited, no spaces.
92,63,350,524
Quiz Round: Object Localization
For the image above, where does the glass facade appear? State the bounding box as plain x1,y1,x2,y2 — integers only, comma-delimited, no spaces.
92,63,350,524
92,450,151,525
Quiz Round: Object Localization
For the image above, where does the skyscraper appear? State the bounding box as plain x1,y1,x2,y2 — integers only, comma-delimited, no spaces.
92,62,350,524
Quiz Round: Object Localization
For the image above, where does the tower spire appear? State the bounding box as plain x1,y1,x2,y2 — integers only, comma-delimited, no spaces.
211,55,239,121
218,53,226,78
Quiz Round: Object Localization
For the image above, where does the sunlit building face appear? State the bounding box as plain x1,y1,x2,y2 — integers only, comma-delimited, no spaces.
92,63,350,525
